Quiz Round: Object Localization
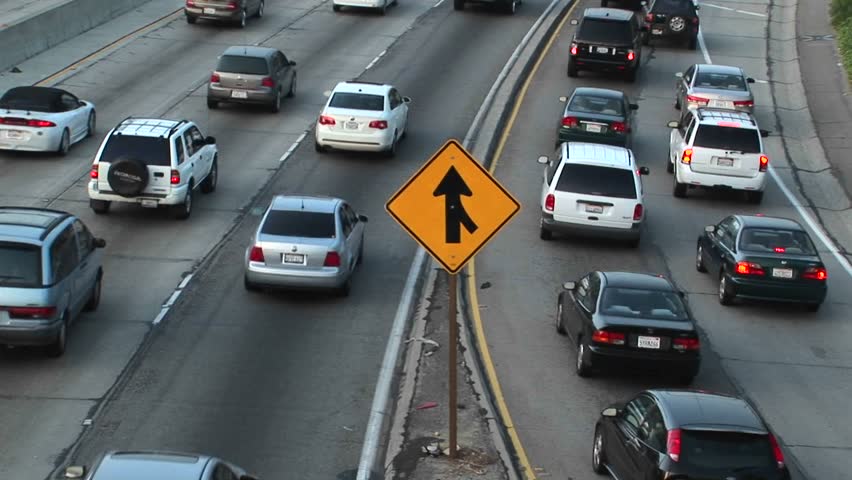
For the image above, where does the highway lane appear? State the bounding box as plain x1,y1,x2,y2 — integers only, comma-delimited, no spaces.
471,0,852,478
25,1,571,479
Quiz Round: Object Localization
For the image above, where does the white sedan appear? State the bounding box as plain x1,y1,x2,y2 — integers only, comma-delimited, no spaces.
0,86,96,155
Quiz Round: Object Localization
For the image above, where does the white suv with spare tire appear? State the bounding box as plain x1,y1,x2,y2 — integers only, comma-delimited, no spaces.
87,118,218,219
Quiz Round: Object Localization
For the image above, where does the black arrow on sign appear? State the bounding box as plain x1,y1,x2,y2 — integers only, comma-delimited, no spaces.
433,166,478,243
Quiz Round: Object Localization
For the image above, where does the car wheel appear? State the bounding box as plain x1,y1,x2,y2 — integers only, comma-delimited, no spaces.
555,297,567,335
333,4,341,11
256,0,264,17
175,185,193,220
338,277,352,297
666,155,674,173
454,0,464,10
315,140,326,153
539,222,553,241
385,130,398,157
270,90,281,113
576,339,592,377
626,67,637,83
806,302,821,312
244,275,261,292
747,190,764,204
504,0,517,14
592,427,607,474
86,111,96,138
287,74,296,98
669,16,686,33
567,60,578,77
46,313,68,358
207,98,218,109
626,236,640,248
673,175,687,198
718,272,735,305
90,199,110,214
675,96,681,110
696,244,707,272
237,9,247,27
186,15,197,24
83,273,102,312
57,129,70,156
201,158,217,193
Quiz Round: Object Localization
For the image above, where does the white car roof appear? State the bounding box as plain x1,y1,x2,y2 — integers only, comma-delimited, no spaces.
691,108,759,129
562,142,634,170
332,81,391,96
112,118,187,138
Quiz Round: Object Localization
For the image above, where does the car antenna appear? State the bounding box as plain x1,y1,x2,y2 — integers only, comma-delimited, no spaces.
301,198,305,210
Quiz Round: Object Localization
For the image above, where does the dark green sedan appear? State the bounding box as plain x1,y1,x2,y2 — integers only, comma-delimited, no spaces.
556,87,638,148
696,214,827,311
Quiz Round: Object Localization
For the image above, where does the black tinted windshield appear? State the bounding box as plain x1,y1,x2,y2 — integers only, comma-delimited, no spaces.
739,228,817,255
216,55,269,75
328,93,385,111
556,164,637,199
100,136,171,166
693,125,761,153
0,242,41,287
568,95,624,115
694,72,747,91
681,430,775,470
261,210,336,238
600,287,689,321
577,19,633,44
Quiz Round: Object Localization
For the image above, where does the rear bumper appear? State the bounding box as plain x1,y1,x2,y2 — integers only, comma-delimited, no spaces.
728,276,827,304
0,127,62,152
647,24,698,39
333,0,387,6
185,7,243,21
542,213,641,240
208,85,276,104
558,129,628,147
245,263,348,290
315,126,394,152
570,56,637,72
676,164,766,191
0,319,62,346
88,180,188,206
587,343,701,375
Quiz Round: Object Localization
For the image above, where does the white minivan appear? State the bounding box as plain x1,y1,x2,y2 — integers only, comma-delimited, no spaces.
538,142,649,247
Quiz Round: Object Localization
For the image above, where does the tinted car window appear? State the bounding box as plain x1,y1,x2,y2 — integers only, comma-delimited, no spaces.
329,93,385,111
0,89,61,113
261,210,336,238
577,19,633,44
652,0,696,13
694,72,746,91
739,228,817,255
680,430,775,470
693,125,761,153
216,55,269,75
100,136,171,166
568,95,624,115
556,164,637,199
0,242,41,287
50,227,79,282
600,287,689,321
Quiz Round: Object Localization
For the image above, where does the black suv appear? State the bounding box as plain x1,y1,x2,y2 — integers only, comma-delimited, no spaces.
567,8,644,82
643,0,700,49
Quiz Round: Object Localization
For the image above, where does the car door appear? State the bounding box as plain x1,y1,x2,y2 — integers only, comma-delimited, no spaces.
715,217,740,277
636,403,668,478
386,89,402,136
278,52,294,90
541,146,561,205
178,130,196,190
344,203,365,262
187,126,212,182
706,216,735,275
338,205,356,272
71,220,99,312
608,394,654,479
60,93,85,140
571,273,600,341
678,64,696,107
49,225,82,317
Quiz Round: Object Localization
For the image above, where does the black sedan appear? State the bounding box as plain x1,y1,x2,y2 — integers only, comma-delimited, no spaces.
556,271,700,383
642,0,700,49
697,215,828,311
593,389,791,480
556,87,638,148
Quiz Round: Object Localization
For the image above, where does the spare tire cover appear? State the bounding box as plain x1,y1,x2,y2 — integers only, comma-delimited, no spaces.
107,157,150,197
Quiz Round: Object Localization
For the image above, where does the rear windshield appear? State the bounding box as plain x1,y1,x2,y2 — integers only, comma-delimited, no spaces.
652,0,696,13
680,430,774,470
577,19,633,44
328,93,385,111
0,242,42,287
556,164,637,199
568,95,624,115
100,136,171,166
693,125,761,153
216,55,269,75
600,287,689,321
261,210,336,238
694,72,747,91
739,228,817,255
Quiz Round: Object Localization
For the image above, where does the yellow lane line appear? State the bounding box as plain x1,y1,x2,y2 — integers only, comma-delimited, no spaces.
35,8,183,87
467,3,576,479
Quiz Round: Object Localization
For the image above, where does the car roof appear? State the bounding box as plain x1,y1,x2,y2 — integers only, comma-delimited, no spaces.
112,118,187,138
333,81,391,95
572,87,625,99
92,451,211,480
582,7,634,21
0,207,72,243
222,45,276,58
600,271,674,291
695,63,743,76
692,108,758,128
269,195,341,214
0,86,70,102
563,142,634,169
649,390,768,433
735,214,805,231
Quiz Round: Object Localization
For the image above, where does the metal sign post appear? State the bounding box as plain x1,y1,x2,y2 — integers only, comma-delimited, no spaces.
448,272,458,458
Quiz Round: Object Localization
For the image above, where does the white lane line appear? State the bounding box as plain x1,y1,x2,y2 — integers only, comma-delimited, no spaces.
152,307,169,325
178,273,194,289
703,3,735,11
164,290,182,308
697,22,852,277
364,49,388,70
434,0,445,6
279,135,306,163
702,2,767,16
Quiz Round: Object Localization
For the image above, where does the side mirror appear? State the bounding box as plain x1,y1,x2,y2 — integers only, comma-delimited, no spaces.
537,155,549,165
569,18,579,25
667,120,680,129
629,103,639,110
290,60,297,66
358,214,369,223
759,129,770,138
563,281,576,290
747,77,755,83
601,407,619,418
695,4,699,9
94,238,107,248
558,95,568,102
705,225,716,233
674,72,684,79
205,136,216,144
64,466,86,479
638,166,650,175
403,96,411,103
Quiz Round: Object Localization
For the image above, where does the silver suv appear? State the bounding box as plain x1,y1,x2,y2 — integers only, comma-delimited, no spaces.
0,207,106,357
87,118,219,219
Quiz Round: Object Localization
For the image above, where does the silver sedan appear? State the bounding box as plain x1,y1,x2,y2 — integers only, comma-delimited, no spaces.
244,195,367,296
675,63,755,115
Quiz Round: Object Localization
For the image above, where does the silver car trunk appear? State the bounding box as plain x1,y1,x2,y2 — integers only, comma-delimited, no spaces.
256,235,339,270
689,86,751,108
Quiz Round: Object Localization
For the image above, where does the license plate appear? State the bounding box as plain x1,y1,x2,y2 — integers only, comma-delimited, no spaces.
5,130,23,139
585,124,602,133
585,204,604,214
346,121,359,130
283,253,305,264
637,336,661,349
717,157,734,167
231,90,248,99
652,28,663,35
596,46,609,54
709,99,734,109
140,199,157,208
203,7,216,13
772,268,793,279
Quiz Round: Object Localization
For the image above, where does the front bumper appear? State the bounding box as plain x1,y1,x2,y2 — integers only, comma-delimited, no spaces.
542,214,641,240
0,318,62,346
88,180,189,207
185,7,242,21
675,164,766,191
208,85,275,105
315,127,394,152
0,127,62,152
245,263,348,290
728,276,827,304
558,128,628,147
587,343,701,376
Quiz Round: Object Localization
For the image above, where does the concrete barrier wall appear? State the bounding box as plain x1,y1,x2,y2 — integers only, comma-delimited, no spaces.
0,0,156,73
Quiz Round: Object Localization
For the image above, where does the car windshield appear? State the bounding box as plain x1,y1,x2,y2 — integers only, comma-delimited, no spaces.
693,125,761,153
216,55,269,75
680,430,775,470
694,72,747,91
328,92,385,111
0,242,41,287
599,287,689,321
556,164,637,199
738,228,817,255
261,210,336,238
577,18,633,44
99,136,171,166
568,95,624,115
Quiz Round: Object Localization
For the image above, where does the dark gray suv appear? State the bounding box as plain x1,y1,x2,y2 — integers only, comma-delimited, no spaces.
0,208,106,357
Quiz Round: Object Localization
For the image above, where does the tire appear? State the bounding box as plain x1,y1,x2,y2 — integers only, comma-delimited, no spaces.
57,129,70,156
626,236,640,248
666,156,674,173
385,131,398,157
287,74,296,98
576,339,592,377
673,175,687,198
186,15,197,24
338,277,351,297
83,273,102,312
174,185,193,220
86,111,96,138
555,297,567,335
540,224,553,241
244,275,261,292
592,427,607,474
567,61,578,78
46,314,67,358
747,190,764,204
237,9,247,28
669,16,686,33
626,67,637,83
315,140,326,153
454,0,464,10
675,96,681,110
201,158,217,193
718,272,735,305
806,302,821,312
207,98,218,109
90,199,110,214
696,244,707,272
270,90,281,113
107,156,150,197
504,0,517,14
333,4,341,11
256,0,264,17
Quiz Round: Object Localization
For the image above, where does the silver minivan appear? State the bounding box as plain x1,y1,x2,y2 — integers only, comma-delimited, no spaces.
0,208,106,357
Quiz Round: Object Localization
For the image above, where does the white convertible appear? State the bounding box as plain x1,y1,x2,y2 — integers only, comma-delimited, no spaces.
0,86,96,155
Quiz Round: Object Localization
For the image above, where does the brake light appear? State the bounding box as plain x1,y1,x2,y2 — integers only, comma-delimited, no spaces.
186,0,196,7
681,148,693,164
170,169,180,185
369,120,388,129
319,115,336,126
759,155,769,172
261,77,274,88
666,429,682,462
802,267,827,280
324,251,341,267
544,193,555,212
210,73,220,83
626,50,635,61
561,116,578,127
27,119,56,127
768,433,785,469
686,95,709,105
249,246,264,262
735,261,765,275
0,117,56,127
591,329,625,345
772,247,785,253
645,13,654,22
633,204,643,221
226,1,238,9
673,337,700,351
691,17,699,24
570,42,578,55
611,121,626,133
90,164,99,179
733,100,754,107
2,306,56,319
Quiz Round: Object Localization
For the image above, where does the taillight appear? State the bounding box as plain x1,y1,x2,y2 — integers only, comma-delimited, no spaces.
591,329,626,345
261,77,274,88
626,50,635,61
673,337,700,351
249,246,264,262
170,169,180,185
319,115,336,126
691,17,699,24
645,13,654,22
735,261,765,275
733,100,754,107
2,306,56,319
570,42,578,55
768,433,785,469
561,116,578,127
90,164,99,179
633,204,643,221
666,429,682,462
802,267,827,280
686,95,709,105
681,148,693,164
226,1,238,9
544,193,555,212
611,121,626,133
186,0,196,7
0,117,56,127
210,73,220,83
324,251,341,267
759,155,769,172
368,120,388,129
27,119,56,127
